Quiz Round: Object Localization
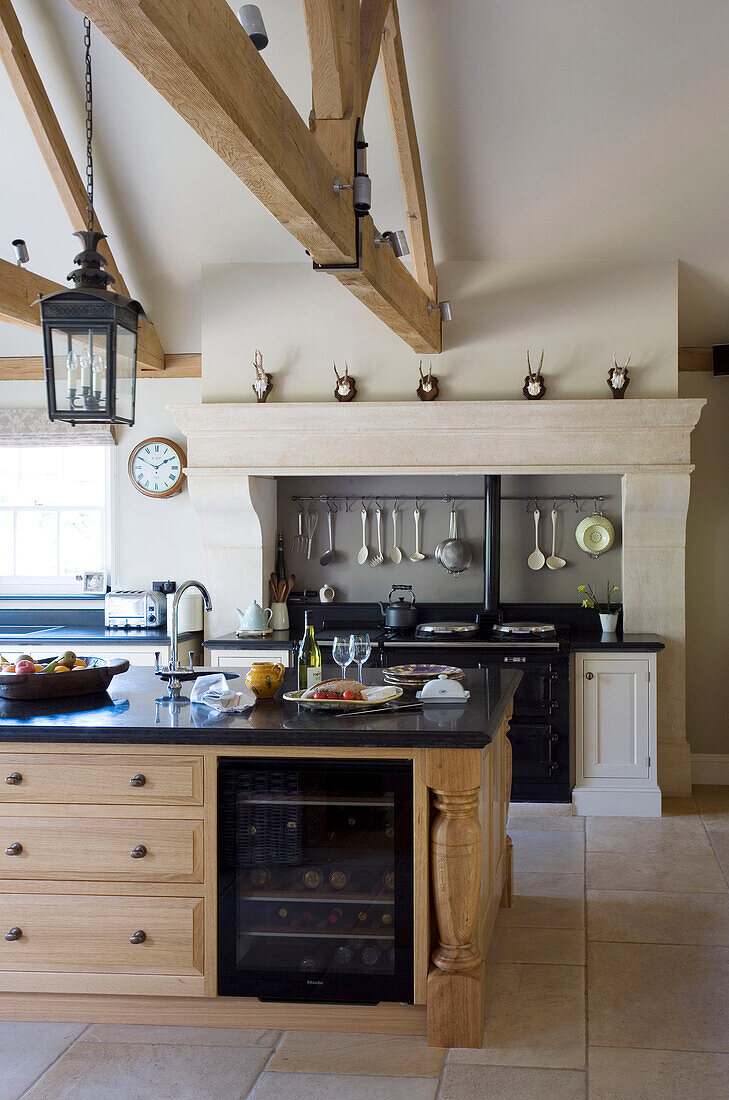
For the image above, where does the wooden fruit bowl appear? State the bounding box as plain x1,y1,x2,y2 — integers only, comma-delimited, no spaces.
0,657,130,701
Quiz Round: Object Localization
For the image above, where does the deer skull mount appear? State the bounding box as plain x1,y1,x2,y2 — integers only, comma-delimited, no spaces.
333,361,357,402
607,355,631,399
416,360,439,401
522,349,546,400
252,349,273,403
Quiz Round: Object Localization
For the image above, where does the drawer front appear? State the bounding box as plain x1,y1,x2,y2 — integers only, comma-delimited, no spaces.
0,754,203,806
0,817,204,882
0,894,204,978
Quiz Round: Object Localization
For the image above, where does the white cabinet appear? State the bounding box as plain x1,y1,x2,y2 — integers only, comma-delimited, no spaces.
0,639,203,669
573,651,660,817
207,648,292,670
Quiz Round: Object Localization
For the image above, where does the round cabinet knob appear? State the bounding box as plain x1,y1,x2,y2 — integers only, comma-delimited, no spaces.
585,672,594,680
4,927,22,941
129,774,146,788
129,930,147,944
5,842,22,856
130,845,147,859
4,773,22,785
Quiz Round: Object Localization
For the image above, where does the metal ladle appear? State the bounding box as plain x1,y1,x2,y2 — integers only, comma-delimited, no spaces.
320,508,338,566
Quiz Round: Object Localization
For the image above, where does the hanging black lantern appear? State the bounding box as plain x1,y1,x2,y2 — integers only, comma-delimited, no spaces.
37,19,144,425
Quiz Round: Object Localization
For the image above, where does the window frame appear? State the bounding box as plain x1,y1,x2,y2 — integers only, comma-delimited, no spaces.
0,446,114,596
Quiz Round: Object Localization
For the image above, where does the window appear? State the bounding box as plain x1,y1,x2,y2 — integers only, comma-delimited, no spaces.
0,445,109,594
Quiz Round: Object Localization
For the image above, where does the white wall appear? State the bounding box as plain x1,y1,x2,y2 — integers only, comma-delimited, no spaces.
202,261,678,401
0,378,204,590
679,370,729,757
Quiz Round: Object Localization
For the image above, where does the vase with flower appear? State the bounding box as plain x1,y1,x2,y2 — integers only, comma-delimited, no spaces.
578,582,620,633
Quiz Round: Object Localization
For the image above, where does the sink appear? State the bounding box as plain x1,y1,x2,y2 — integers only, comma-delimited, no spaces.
0,626,58,638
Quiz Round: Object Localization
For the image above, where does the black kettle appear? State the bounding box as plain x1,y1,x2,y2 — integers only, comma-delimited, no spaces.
379,585,417,630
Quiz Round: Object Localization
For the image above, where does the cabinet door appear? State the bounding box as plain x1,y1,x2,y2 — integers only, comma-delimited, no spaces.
209,649,291,669
582,659,650,779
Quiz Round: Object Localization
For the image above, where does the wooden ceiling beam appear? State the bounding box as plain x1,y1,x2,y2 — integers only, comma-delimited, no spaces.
360,0,390,109
0,352,201,380
678,346,712,372
67,0,441,353
0,258,165,373
0,0,165,371
302,0,348,119
380,2,437,303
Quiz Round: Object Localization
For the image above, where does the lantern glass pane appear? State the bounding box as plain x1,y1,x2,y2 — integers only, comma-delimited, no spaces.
115,326,137,424
50,326,109,418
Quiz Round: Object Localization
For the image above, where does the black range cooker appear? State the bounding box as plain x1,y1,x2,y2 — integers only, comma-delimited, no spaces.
381,621,570,803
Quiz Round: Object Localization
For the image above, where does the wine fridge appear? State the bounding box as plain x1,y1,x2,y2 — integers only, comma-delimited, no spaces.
217,758,414,1004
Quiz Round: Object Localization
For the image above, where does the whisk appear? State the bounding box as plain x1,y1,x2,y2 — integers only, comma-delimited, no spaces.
291,505,307,556
304,508,319,559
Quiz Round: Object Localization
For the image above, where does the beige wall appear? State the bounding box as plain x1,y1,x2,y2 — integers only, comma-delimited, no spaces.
0,378,204,590
679,371,729,756
202,261,678,402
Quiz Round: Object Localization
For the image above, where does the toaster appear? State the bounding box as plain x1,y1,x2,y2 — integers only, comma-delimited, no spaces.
105,590,167,629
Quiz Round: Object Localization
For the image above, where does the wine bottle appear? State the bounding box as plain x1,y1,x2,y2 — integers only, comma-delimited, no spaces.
355,910,369,926
383,870,395,892
299,954,324,972
302,867,324,890
325,907,344,926
328,868,349,891
360,945,380,967
333,944,354,967
299,909,316,927
297,611,322,691
275,531,286,581
379,911,393,928
248,867,271,888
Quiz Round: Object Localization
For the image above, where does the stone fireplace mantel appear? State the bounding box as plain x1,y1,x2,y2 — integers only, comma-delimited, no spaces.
169,398,705,795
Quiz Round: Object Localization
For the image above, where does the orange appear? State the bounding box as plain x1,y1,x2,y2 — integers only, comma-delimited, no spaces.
54,665,70,673
3,665,15,673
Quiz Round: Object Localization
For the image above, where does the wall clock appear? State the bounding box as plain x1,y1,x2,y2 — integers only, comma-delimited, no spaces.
128,437,186,498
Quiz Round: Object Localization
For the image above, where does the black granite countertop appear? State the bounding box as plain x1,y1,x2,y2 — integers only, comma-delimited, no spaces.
0,627,201,648
569,632,664,652
0,666,521,749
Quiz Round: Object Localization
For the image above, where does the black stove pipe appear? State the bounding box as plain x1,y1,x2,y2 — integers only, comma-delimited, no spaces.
484,475,501,614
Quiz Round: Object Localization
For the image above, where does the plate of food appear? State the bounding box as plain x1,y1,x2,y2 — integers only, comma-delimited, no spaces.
0,652,130,701
283,678,403,712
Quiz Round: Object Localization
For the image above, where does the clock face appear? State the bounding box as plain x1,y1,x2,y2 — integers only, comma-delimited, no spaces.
128,438,185,498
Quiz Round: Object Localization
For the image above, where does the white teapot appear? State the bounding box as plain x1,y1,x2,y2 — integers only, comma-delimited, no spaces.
236,600,272,632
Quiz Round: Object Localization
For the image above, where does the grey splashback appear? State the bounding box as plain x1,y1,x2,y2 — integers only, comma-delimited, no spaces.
276,473,622,606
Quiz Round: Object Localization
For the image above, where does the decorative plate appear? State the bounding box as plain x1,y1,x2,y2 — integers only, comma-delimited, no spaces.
575,514,615,557
385,664,463,681
282,686,403,712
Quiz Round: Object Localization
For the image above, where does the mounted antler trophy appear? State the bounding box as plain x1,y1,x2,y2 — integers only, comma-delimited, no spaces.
251,349,273,403
522,349,546,400
607,354,631,398
416,360,439,401
333,361,357,402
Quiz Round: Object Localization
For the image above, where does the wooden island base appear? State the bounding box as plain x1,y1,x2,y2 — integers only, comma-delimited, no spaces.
0,708,513,1049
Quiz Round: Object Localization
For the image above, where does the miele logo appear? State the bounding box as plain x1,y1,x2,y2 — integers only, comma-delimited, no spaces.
306,979,324,986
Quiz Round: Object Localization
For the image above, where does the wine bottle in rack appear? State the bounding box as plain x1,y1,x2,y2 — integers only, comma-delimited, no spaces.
382,870,395,892
333,944,354,967
360,944,381,967
297,611,322,691
301,867,324,890
299,954,324,972
325,907,344,927
248,867,271,888
355,910,369,927
379,911,394,928
328,868,349,891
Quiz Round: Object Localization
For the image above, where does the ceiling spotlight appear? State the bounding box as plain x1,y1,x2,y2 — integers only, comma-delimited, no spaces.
428,299,453,322
374,230,410,258
237,5,268,50
12,239,29,267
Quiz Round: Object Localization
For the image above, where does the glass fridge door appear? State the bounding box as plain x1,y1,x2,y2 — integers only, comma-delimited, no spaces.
218,758,413,1004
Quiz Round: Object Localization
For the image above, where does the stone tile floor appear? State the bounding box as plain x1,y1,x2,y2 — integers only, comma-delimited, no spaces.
4,786,729,1099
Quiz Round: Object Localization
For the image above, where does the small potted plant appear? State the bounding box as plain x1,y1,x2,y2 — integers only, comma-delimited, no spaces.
578,582,620,633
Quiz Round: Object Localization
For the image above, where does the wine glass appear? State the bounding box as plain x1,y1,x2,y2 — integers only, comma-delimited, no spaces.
350,632,372,683
332,635,354,678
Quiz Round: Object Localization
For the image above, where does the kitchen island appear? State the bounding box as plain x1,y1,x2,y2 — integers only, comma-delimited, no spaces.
0,666,520,1048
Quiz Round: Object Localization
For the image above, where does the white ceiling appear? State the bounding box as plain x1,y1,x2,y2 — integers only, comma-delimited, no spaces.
3,0,729,354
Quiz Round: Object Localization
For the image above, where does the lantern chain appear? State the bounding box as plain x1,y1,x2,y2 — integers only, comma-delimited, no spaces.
84,16,94,233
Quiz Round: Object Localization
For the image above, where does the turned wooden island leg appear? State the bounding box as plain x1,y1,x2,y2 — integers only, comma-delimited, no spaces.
425,748,484,1048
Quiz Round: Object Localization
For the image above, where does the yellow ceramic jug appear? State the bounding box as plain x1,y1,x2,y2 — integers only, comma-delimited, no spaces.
245,661,285,699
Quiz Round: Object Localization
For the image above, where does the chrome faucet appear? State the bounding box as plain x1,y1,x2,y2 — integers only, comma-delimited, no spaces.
169,580,212,671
